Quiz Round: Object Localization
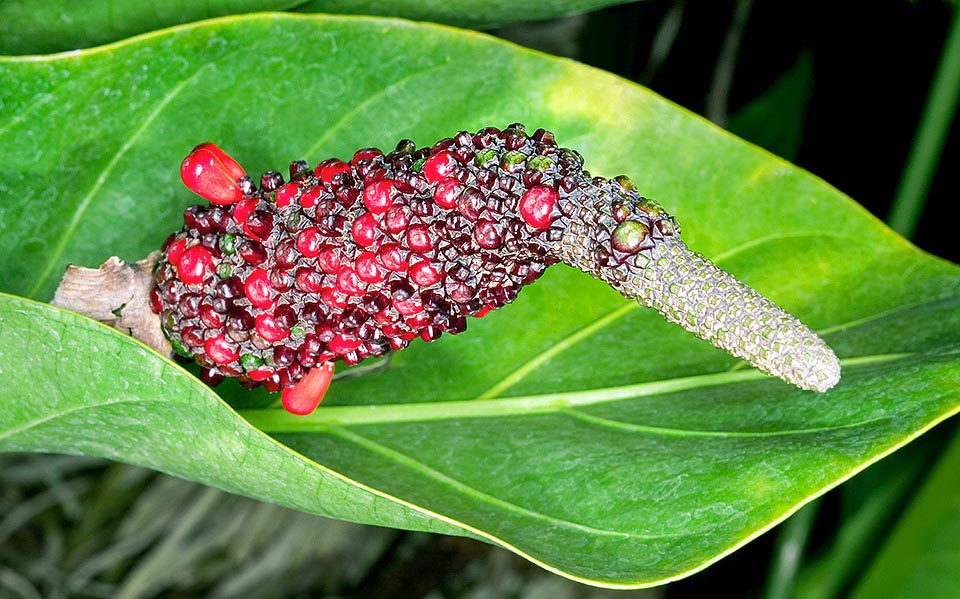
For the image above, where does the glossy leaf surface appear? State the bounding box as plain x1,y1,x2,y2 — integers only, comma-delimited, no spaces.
1,15,959,587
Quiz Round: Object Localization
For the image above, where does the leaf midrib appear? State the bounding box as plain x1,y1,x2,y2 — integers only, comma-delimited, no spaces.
240,353,909,431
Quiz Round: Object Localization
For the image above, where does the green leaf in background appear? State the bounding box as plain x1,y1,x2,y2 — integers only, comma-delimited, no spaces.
0,0,631,54
727,51,814,161
2,14,960,587
849,429,960,599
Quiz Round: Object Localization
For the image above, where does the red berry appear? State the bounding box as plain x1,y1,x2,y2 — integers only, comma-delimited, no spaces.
409,260,441,286
474,219,503,249
233,197,258,225
149,287,162,314
406,224,433,253
244,210,274,241
423,150,459,184
275,182,299,208
336,266,365,295
378,243,408,272
295,267,323,293
296,227,322,258
255,313,288,342
383,205,410,234
363,179,396,214
328,334,363,355
351,212,379,247
315,158,351,184
355,251,384,283
321,286,348,309
180,143,246,205
433,178,462,210
281,361,335,416
248,368,275,382
317,245,342,274
176,245,214,285
519,185,558,230
167,237,187,265
199,303,223,329
205,335,239,364
299,186,323,209
394,295,423,315
352,148,383,166
244,268,275,309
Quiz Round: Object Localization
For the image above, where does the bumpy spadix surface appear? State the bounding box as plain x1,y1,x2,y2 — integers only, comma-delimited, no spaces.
154,124,838,395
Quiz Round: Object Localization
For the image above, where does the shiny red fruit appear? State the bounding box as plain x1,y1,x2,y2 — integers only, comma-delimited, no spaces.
205,335,239,364
275,183,299,208
315,158,351,184
433,178,462,210
180,143,246,205
281,361,335,416
422,150,459,184
244,268,275,309
255,313,288,342
363,179,397,214
519,185,559,230
176,245,214,285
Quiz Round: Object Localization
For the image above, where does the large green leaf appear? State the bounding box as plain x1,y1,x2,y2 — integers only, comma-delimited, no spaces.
849,428,960,599
0,0,630,54
1,14,959,587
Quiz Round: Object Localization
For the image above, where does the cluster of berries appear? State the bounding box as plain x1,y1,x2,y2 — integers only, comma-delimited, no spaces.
152,125,673,414
153,124,840,415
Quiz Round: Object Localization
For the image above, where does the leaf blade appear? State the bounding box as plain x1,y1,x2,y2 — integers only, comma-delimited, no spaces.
1,14,959,587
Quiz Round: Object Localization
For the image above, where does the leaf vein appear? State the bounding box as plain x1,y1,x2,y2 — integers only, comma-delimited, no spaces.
327,425,669,540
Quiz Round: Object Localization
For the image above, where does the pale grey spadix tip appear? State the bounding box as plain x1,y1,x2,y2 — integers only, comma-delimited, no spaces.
560,227,840,392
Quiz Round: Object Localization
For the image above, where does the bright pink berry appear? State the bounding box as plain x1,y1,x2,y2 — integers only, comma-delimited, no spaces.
423,150,459,184
409,260,441,286
519,185,559,230
255,313,288,342
363,179,396,214
275,183,299,208
176,245,214,285
205,335,239,364
406,224,433,253
315,158,351,184
433,178,462,209
180,143,246,205
296,227,322,258
351,212,379,246
244,268,275,309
